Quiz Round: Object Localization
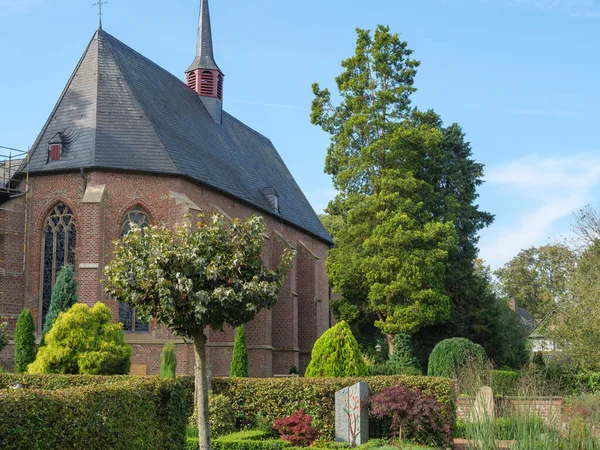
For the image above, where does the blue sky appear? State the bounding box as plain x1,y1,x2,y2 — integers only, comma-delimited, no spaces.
1,0,600,268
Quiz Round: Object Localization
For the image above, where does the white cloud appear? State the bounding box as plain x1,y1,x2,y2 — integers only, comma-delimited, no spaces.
479,153,600,268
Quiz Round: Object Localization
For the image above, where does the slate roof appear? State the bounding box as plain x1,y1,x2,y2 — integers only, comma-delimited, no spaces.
516,306,537,334
27,29,332,245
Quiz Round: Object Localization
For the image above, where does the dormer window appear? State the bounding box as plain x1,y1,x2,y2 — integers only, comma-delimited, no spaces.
48,144,62,161
261,187,280,213
48,132,64,162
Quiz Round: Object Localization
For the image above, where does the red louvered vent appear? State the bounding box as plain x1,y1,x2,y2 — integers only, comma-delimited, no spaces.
200,70,215,96
187,71,197,91
49,144,61,161
217,73,224,100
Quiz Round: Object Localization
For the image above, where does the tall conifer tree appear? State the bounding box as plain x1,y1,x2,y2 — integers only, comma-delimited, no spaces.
14,309,36,373
41,265,78,344
229,325,248,377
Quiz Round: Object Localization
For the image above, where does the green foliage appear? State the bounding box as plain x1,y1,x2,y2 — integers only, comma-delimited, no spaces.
27,303,131,375
551,241,600,370
14,309,36,374
187,430,291,450
495,244,576,319
210,394,237,437
427,338,487,378
389,333,421,373
0,318,8,355
104,214,294,450
41,264,78,344
304,321,368,378
367,363,421,377
230,325,249,377
212,375,456,440
160,341,177,379
490,370,520,396
0,376,193,450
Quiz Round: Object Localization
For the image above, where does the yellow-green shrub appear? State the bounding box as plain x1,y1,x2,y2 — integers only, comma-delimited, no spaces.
27,302,131,375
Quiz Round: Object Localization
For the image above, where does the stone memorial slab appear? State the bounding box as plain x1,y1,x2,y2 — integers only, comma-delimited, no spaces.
335,382,368,447
472,386,494,422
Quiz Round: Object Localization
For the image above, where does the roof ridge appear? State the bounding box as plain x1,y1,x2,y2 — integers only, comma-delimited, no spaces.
100,31,180,174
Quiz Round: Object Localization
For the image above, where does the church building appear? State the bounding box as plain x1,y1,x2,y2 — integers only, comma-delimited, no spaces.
0,0,333,376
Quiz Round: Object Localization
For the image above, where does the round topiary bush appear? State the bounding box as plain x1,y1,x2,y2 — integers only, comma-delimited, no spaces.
304,320,368,378
427,337,487,378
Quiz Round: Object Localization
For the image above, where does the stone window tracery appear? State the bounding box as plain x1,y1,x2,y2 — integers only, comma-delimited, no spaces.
119,206,150,333
41,203,76,327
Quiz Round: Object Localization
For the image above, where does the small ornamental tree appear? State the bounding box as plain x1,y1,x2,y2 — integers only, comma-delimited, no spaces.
273,409,319,447
103,214,294,450
230,324,249,377
160,341,177,379
305,320,368,377
27,302,131,375
14,309,36,373
427,337,487,378
370,386,452,447
41,264,78,345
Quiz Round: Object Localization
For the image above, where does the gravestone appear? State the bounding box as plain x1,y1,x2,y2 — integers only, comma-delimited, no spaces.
335,382,369,447
472,386,495,422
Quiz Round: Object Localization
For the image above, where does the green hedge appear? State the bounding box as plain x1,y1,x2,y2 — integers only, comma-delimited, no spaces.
490,370,520,396
0,375,194,450
212,375,455,439
187,430,290,450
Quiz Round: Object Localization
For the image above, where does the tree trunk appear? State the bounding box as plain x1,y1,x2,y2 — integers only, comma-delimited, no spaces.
193,332,211,450
386,333,394,356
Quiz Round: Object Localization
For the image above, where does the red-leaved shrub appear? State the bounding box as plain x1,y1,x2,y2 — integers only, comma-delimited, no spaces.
370,386,452,447
273,409,319,447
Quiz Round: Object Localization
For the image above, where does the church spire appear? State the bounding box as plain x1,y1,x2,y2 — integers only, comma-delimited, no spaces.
187,0,220,72
186,0,224,123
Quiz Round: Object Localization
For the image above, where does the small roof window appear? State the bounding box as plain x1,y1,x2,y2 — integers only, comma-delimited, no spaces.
261,187,280,213
48,133,64,162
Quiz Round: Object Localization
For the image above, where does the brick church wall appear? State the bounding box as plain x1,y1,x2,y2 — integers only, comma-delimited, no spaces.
0,170,331,375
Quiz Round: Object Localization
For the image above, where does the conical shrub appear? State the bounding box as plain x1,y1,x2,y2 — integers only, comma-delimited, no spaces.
41,264,78,344
160,341,177,379
230,324,248,377
305,321,368,377
14,309,36,373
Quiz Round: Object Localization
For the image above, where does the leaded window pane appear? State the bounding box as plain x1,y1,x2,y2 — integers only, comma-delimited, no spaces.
41,203,76,328
119,207,151,333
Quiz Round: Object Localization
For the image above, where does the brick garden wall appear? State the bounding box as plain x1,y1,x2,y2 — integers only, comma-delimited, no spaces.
457,396,564,426
0,170,331,376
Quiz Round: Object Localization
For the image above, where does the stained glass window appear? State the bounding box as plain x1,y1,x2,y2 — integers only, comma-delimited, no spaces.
119,207,150,333
41,203,76,327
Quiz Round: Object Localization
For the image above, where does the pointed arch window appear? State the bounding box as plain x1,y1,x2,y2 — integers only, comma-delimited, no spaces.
41,203,76,326
119,207,151,333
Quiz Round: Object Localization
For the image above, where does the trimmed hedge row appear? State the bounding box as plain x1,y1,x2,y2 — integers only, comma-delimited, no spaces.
187,431,291,450
211,375,456,439
0,375,194,450
490,370,520,396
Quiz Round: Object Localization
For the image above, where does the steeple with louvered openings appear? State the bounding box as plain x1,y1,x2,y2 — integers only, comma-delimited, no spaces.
186,0,224,123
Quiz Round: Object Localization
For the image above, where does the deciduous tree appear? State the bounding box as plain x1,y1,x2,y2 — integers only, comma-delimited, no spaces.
495,244,576,319
104,214,293,450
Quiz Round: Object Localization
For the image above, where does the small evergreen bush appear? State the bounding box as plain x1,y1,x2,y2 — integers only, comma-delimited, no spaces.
273,410,319,447
189,393,237,438
41,264,77,344
304,321,368,378
0,318,9,354
490,370,520,396
160,341,177,379
27,303,131,375
427,337,487,378
230,324,249,377
14,309,36,374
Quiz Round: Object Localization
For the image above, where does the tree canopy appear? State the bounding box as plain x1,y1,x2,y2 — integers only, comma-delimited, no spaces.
495,244,577,319
312,25,497,360
104,214,293,450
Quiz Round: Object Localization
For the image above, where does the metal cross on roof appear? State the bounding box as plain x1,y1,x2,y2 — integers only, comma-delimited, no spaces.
93,0,108,28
